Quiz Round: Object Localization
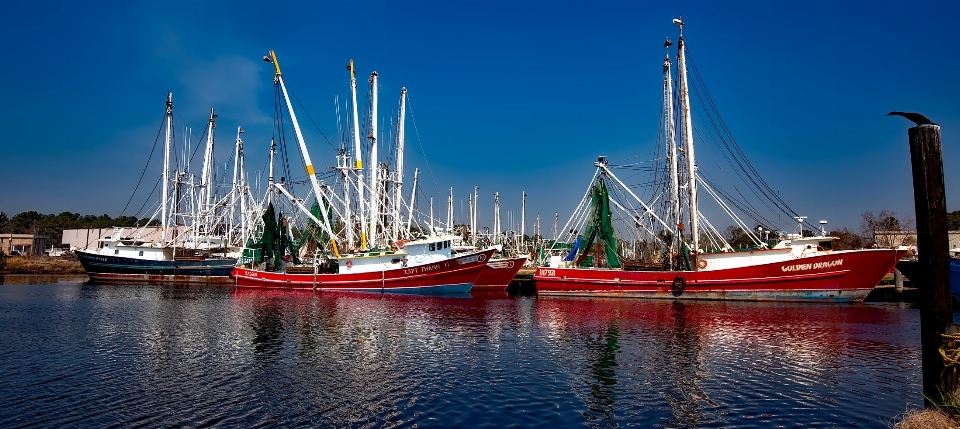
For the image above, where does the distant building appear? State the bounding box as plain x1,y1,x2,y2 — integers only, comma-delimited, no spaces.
0,234,50,256
62,227,163,251
874,230,960,251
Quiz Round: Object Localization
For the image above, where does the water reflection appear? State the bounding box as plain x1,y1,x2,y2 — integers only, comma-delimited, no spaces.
0,281,921,428
659,301,711,427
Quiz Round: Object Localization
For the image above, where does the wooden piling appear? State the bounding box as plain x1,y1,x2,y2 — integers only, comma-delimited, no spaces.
906,124,953,406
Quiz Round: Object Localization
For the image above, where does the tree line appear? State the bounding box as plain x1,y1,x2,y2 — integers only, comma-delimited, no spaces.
0,211,158,245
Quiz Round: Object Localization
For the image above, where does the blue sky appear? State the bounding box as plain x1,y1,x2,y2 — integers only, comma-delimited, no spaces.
1,0,958,233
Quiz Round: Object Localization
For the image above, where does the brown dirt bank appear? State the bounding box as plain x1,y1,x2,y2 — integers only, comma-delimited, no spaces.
1,257,86,275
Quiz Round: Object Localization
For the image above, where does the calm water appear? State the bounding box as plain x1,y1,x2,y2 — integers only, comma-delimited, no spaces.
0,275,922,428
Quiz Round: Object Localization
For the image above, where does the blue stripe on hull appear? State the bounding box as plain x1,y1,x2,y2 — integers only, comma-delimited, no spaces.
308,282,473,294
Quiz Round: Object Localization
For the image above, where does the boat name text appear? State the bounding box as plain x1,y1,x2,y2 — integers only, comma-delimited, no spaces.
404,264,441,275
781,259,843,272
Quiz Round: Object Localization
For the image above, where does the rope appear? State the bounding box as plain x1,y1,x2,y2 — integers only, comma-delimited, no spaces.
940,332,960,393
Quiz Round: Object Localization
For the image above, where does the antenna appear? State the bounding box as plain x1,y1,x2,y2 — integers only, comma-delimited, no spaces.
794,216,807,236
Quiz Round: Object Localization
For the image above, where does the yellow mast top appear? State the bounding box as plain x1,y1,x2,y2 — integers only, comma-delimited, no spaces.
269,50,281,76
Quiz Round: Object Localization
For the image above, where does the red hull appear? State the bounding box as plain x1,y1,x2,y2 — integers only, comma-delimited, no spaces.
534,249,904,302
472,257,528,291
232,249,495,292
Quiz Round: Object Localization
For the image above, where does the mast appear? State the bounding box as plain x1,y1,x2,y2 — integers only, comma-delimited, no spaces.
198,108,217,242
447,187,453,233
468,193,474,242
394,88,407,243
161,93,173,243
406,168,419,232
230,126,242,246
675,17,699,261
494,192,501,245
238,134,249,246
337,148,354,250
554,212,558,240
367,71,379,248
663,37,680,267
348,60,367,246
267,138,276,207
264,51,335,239
472,186,479,243
521,191,527,250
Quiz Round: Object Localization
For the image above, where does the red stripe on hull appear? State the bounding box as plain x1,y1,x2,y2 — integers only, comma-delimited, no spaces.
86,272,234,285
232,249,495,292
534,249,904,302
472,257,528,291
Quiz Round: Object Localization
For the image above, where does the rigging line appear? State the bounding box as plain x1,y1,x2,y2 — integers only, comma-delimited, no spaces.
690,118,782,225
686,70,794,229
699,170,776,230
187,124,209,168
405,97,443,200
290,90,337,150
687,51,808,227
120,114,166,217
135,177,163,220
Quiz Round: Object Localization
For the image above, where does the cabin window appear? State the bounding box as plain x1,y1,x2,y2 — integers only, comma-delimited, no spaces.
139,251,144,256
114,249,119,255
391,258,401,264
444,241,449,248
429,243,436,251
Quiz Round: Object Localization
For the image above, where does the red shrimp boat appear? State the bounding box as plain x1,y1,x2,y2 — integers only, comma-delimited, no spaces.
533,18,905,302
232,248,495,292
472,257,528,291
536,248,905,302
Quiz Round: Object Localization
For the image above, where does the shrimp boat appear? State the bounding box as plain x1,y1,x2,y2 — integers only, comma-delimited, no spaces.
534,19,904,302
472,256,528,291
76,93,245,284
231,51,494,292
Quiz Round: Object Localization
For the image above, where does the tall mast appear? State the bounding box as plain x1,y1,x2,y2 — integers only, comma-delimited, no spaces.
230,126,242,246
675,17,699,260
536,213,540,241
394,88,407,243
406,168,419,232
199,108,217,234
161,93,173,242
663,37,680,265
554,212,558,240
472,186,479,242
267,139,276,207
367,71,379,248
337,148,354,250
264,51,335,239
447,187,453,233
521,191,527,249
348,60,366,246
494,192,501,244
238,133,248,246
468,193,474,241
